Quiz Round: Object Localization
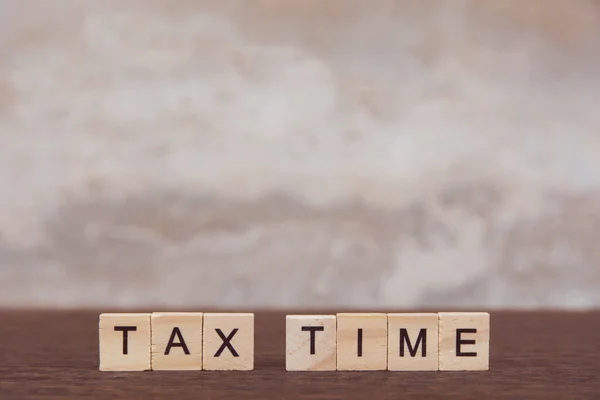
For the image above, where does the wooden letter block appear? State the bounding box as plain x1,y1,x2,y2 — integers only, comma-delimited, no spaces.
438,312,490,371
286,315,336,371
387,313,438,371
336,313,387,371
99,313,151,371
203,313,254,371
151,312,203,370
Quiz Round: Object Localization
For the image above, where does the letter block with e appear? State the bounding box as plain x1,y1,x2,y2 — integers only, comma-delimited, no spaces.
202,313,254,371
99,313,151,371
439,312,490,371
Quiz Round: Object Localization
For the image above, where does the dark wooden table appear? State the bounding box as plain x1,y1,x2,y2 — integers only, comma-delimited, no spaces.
0,310,599,399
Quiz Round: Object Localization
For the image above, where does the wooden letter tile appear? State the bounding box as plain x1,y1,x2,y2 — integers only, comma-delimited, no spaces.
336,313,387,371
438,312,490,371
99,313,151,371
203,313,254,371
387,313,438,371
151,312,203,370
286,315,336,371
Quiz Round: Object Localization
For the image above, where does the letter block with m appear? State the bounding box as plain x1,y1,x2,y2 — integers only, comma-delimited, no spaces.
387,313,439,371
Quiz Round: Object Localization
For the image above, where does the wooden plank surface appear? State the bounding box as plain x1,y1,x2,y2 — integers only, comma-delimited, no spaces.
0,310,599,399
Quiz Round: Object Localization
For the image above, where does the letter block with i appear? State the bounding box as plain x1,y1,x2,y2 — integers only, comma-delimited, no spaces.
336,313,387,371
151,312,203,370
387,313,438,371
99,313,151,371
203,313,254,371
286,315,337,371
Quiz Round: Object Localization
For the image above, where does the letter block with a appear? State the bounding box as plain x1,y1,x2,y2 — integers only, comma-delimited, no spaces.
387,313,438,371
438,312,490,371
286,315,337,371
336,313,387,371
203,313,254,371
151,312,203,370
99,313,151,371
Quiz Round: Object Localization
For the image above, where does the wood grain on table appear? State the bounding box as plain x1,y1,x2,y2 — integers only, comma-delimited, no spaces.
0,310,599,399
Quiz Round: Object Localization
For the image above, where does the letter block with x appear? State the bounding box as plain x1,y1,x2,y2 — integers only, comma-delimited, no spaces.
202,313,254,370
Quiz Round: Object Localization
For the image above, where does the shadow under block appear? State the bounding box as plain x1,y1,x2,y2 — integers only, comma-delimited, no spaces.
387,313,439,371
99,313,151,371
286,315,337,371
438,312,490,371
336,313,387,371
151,312,203,370
203,313,254,371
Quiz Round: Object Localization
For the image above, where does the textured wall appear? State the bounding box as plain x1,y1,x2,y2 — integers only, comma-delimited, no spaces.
1,0,600,309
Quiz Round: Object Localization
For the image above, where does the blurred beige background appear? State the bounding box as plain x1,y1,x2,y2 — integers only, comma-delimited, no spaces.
1,0,600,309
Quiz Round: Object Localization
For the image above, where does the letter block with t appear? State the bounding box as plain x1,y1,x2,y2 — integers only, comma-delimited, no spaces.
438,312,490,371
286,315,337,371
151,312,203,370
99,313,151,371
336,313,387,371
202,313,254,371
387,313,439,371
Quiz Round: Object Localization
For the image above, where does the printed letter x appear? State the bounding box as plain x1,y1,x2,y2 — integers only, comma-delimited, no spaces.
214,328,239,357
